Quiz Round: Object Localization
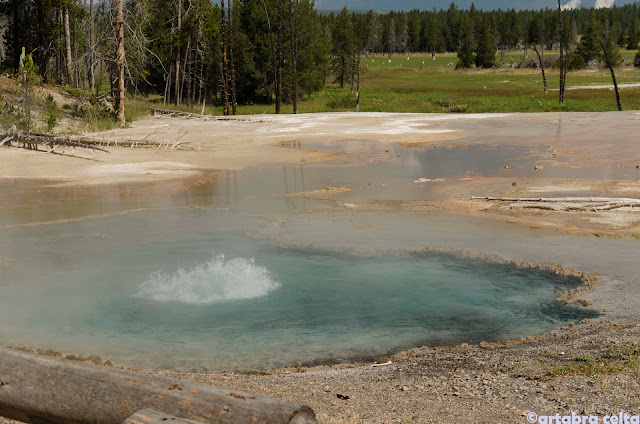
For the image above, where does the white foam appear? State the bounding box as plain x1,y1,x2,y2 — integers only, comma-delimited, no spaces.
135,254,280,304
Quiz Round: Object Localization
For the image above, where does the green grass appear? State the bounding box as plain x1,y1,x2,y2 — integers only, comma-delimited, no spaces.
128,50,640,120
81,99,155,132
545,341,640,377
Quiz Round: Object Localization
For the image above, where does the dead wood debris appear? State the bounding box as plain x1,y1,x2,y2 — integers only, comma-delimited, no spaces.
150,107,271,123
471,196,640,212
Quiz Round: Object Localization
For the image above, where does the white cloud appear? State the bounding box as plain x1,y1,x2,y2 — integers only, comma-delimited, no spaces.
561,0,581,10
595,0,615,7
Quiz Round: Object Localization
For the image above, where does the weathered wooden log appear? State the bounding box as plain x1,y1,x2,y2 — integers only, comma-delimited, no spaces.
123,409,204,424
0,347,317,424
0,131,110,154
471,196,640,204
0,130,199,151
150,108,269,123
151,107,218,120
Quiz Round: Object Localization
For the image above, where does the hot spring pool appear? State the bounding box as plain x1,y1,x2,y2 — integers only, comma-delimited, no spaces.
0,208,596,371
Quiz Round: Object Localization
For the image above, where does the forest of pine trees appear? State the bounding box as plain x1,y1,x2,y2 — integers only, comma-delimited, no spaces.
1,0,639,113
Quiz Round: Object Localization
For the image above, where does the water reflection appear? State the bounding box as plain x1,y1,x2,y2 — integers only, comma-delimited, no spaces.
2,140,638,227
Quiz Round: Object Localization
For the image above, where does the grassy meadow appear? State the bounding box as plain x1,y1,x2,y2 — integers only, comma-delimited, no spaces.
147,50,640,116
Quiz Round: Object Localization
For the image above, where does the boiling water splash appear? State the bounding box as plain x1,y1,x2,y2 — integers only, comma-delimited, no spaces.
135,254,280,304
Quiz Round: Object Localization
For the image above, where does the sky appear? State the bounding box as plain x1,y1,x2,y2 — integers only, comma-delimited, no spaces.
315,0,636,11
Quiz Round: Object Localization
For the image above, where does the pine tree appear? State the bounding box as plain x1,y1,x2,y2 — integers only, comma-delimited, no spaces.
575,14,603,66
455,14,474,69
627,17,639,50
331,6,353,88
474,18,495,68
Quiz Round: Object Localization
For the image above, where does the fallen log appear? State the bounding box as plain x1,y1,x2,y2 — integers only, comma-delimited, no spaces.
471,196,640,204
0,130,201,151
123,409,205,424
0,130,110,154
0,346,317,424
150,108,270,123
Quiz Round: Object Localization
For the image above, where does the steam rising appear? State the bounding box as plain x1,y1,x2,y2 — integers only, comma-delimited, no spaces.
595,0,615,8
561,0,581,10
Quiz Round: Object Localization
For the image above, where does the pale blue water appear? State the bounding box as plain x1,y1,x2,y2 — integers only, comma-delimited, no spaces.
0,208,596,371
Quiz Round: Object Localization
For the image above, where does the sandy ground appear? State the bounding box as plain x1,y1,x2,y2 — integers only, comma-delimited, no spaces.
2,111,640,423
0,112,469,186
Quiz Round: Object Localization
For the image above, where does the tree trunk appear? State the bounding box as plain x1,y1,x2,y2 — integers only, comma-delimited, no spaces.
533,46,547,93
220,0,229,115
0,347,317,424
350,46,355,92
89,0,95,90
174,0,182,106
63,7,73,87
56,8,63,84
190,51,197,108
180,40,190,105
260,0,276,112
356,53,360,112
114,0,125,126
289,0,298,114
600,38,622,112
36,0,48,80
558,0,564,105
228,0,237,115
198,62,205,111
275,0,283,114
164,64,172,105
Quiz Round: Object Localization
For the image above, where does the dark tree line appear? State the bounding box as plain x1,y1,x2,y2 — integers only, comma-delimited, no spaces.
324,2,639,69
1,0,639,113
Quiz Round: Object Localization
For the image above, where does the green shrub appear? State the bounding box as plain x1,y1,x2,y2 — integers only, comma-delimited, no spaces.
44,95,61,133
566,52,587,70
327,94,357,109
0,93,24,129
634,52,640,68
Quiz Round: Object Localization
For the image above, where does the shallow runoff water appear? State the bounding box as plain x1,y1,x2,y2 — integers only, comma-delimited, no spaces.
1,138,624,371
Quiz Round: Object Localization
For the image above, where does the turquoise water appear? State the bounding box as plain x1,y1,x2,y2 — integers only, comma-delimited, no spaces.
0,208,596,371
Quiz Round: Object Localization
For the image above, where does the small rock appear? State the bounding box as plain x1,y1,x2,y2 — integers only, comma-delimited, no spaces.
401,386,410,392
323,385,331,392
534,165,543,170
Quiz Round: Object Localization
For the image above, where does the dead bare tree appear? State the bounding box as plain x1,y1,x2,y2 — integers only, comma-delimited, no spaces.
228,0,237,115
275,0,283,114
63,5,74,86
533,46,547,93
88,0,95,90
558,0,565,105
356,52,361,112
174,0,182,106
113,0,125,126
599,38,622,111
220,0,229,115
289,0,298,114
